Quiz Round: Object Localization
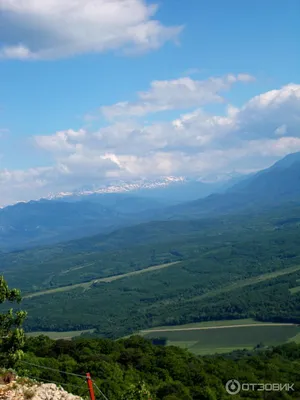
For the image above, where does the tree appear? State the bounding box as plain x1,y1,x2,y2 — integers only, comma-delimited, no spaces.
121,382,152,400
0,275,27,367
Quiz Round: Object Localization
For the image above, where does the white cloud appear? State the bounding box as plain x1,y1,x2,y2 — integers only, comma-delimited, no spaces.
0,156,121,205
35,129,87,152
101,73,255,119
230,83,300,141
1,81,300,206
0,44,34,60
0,0,182,60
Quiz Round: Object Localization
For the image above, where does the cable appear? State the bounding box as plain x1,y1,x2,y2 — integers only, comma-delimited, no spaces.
21,375,87,390
20,360,109,399
93,381,110,400
20,360,86,378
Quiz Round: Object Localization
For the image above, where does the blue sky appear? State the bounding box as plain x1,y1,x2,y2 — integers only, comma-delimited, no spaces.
0,0,300,205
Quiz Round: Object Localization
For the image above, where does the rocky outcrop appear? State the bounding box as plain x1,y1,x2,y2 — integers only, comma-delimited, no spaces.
0,381,83,400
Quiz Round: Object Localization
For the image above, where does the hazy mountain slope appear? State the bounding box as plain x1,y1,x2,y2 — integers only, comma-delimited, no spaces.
164,152,300,218
0,177,241,251
0,199,144,251
1,151,300,251
47,177,232,205
232,151,300,196
130,179,228,203
2,200,300,294
56,192,166,212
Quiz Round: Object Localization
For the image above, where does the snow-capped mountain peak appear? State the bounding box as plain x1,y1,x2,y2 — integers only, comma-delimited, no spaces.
44,176,186,200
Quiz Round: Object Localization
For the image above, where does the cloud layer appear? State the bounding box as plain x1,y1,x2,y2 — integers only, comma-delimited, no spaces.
0,0,182,59
1,77,300,206
101,74,255,119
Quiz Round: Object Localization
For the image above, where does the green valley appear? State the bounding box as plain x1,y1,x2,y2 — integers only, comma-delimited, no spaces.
2,195,300,350
0,204,298,341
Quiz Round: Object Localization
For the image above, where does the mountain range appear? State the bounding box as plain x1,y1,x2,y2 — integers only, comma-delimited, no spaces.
42,175,240,204
1,151,300,251
0,177,235,250
165,151,300,218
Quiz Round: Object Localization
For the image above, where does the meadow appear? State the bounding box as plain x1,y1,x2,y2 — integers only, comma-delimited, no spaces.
141,321,300,355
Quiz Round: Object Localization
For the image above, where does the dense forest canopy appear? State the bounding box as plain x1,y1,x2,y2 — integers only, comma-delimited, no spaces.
13,336,300,399
1,203,300,337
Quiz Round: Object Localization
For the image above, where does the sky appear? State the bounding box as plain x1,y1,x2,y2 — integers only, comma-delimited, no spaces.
0,0,300,206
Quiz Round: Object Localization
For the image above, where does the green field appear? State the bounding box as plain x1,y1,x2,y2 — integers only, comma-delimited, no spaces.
24,261,180,299
25,329,94,340
141,321,300,355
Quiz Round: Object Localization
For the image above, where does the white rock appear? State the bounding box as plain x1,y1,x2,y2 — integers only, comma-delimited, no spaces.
0,381,83,400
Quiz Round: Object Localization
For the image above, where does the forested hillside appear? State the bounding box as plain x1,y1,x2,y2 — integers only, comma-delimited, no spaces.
15,336,300,399
1,202,300,337
2,152,300,252
0,198,150,251
2,201,300,292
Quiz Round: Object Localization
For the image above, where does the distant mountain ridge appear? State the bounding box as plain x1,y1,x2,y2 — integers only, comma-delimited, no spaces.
0,174,242,208
1,152,300,251
45,176,186,201
0,199,135,250
166,151,300,218
0,176,237,250
43,175,238,205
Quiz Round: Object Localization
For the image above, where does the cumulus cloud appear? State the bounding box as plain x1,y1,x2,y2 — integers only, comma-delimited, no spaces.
0,0,182,60
101,73,255,119
35,129,87,152
0,156,122,205
1,81,300,206
37,81,300,164
232,84,300,141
